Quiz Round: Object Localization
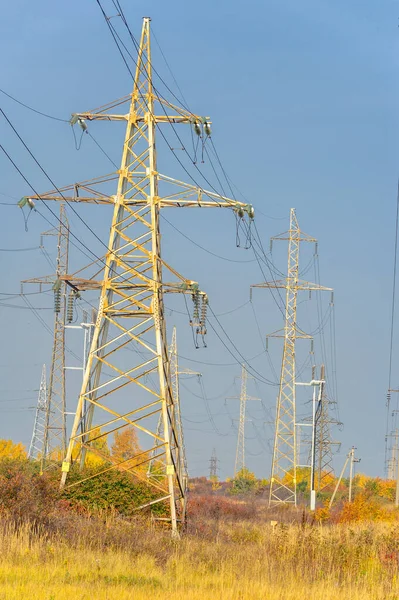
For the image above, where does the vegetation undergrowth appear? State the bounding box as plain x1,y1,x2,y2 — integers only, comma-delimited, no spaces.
2,450,399,598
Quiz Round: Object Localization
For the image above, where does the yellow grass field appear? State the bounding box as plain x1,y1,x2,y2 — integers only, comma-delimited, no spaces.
1,520,399,600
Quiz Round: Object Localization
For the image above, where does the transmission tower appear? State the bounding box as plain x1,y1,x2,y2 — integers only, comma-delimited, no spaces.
251,208,331,505
22,203,70,471
26,18,253,535
147,327,198,488
209,448,218,479
169,325,194,522
387,428,399,480
314,365,341,492
386,393,399,479
227,364,259,476
28,365,48,460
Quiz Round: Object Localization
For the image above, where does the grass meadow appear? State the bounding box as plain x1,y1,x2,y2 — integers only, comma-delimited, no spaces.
1,516,399,600
1,459,399,599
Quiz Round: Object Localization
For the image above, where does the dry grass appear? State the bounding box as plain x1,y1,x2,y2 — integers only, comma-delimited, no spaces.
1,517,399,599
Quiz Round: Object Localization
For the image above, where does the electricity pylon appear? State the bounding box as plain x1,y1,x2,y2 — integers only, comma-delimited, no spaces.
314,364,341,492
22,203,69,471
25,18,253,536
386,391,399,479
251,208,331,505
227,364,260,476
209,448,218,479
169,327,188,492
28,365,48,461
387,428,399,481
146,326,198,509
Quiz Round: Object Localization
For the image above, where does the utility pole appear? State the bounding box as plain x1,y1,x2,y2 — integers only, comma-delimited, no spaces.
28,365,48,461
22,203,70,471
227,364,260,476
330,447,360,508
64,309,96,469
330,450,351,508
251,209,331,505
26,18,254,536
209,448,218,479
348,446,360,503
296,375,324,511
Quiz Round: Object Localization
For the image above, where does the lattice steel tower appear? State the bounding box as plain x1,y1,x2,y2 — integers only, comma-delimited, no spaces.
209,448,218,479
314,364,341,492
227,364,259,476
169,326,189,511
22,204,69,471
28,364,48,460
251,208,330,505
26,18,253,535
147,326,196,496
235,365,248,475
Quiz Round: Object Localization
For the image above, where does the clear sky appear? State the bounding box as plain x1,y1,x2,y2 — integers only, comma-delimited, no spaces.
0,0,398,480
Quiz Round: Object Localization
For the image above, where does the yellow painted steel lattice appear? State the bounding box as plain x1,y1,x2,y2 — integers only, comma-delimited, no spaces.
27,18,253,535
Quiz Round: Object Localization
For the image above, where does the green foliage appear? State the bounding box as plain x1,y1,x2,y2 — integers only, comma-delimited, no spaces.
229,467,258,495
63,466,167,516
297,479,308,493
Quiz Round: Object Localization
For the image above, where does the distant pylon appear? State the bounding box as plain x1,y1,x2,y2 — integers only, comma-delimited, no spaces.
388,429,399,480
251,208,331,505
209,448,218,479
314,364,341,491
169,327,189,503
22,203,69,471
227,364,259,476
236,365,248,475
386,395,399,479
147,326,197,495
28,365,48,461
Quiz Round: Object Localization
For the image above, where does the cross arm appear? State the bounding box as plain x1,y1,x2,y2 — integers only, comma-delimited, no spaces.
70,96,207,125
158,174,254,215
251,279,332,291
22,172,255,216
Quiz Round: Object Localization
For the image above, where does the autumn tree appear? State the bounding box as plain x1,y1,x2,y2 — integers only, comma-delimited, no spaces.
111,426,142,470
230,467,258,495
0,439,26,460
84,427,110,468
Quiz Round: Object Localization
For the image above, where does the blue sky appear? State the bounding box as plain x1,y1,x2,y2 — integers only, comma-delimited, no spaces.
0,0,398,479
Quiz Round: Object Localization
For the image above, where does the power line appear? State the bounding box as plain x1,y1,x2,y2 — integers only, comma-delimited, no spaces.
161,214,255,264
0,87,69,122
87,131,119,168
0,135,148,296
207,302,277,386
0,108,121,258
0,246,40,252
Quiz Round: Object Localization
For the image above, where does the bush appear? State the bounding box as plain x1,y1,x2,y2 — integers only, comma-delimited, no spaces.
63,466,167,516
0,459,58,524
188,494,257,522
